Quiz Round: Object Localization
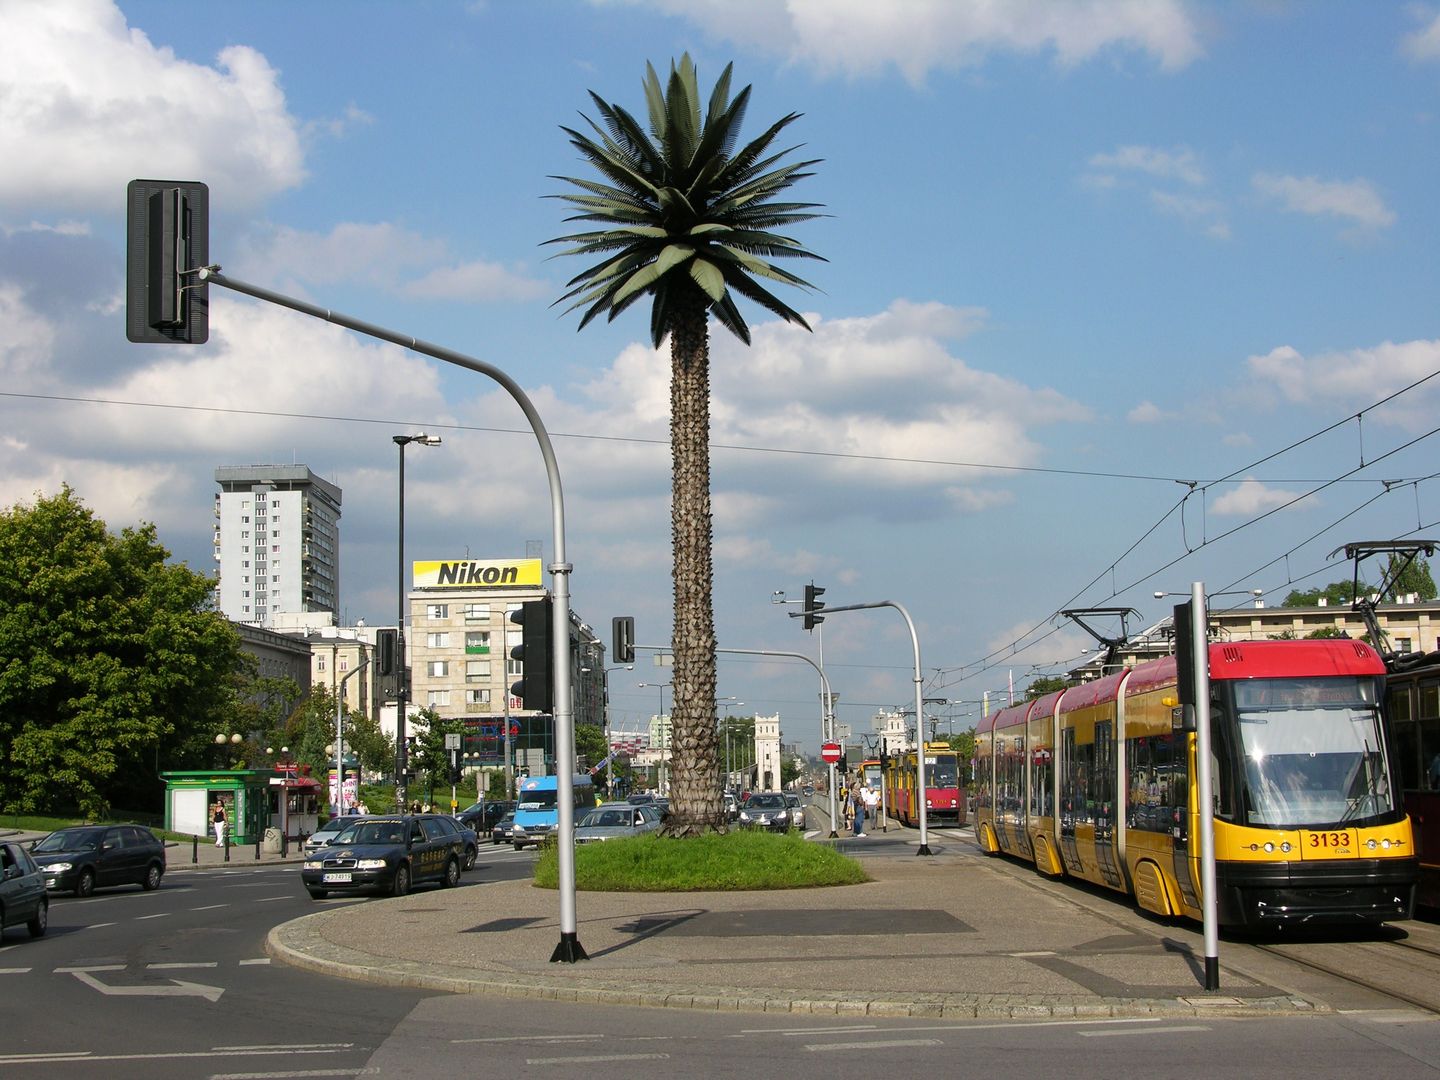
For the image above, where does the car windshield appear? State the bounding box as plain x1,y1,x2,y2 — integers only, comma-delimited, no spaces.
745,794,786,809
580,809,632,828
333,820,408,846
34,829,103,852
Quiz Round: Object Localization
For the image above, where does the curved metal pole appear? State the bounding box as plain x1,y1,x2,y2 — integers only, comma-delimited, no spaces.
715,647,837,838
196,268,585,961
807,600,931,855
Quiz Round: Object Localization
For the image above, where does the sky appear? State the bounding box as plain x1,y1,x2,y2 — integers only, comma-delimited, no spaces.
2,1,1438,750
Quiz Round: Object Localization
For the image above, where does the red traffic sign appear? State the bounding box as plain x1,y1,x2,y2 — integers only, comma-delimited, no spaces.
821,742,842,763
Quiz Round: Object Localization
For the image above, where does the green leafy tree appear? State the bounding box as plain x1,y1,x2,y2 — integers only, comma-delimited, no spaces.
947,727,977,767
1387,554,1437,601
574,722,608,775
1024,675,1068,700
0,487,244,818
1281,580,1368,608
551,56,822,835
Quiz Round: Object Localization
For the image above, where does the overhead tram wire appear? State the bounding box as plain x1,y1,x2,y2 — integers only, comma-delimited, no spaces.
931,373,1440,691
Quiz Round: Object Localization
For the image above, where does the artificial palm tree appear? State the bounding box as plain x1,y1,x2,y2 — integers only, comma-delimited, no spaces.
549,55,823,835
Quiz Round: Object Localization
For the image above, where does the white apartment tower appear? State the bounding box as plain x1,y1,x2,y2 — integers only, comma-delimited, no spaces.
214,465,342,626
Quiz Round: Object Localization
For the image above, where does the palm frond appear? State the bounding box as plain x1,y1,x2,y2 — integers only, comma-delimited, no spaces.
724,270,812,330
687,257,726,302
709,291,751,346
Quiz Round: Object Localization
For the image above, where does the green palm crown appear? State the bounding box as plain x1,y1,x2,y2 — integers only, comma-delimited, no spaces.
548,53,825,347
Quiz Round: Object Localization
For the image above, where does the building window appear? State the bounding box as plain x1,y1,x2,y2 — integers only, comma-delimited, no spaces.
427,660,449,677
465,660,490,681
241,530,249,539
465,688,491,706
316,657,326,672
425,632,450,648
339,657,349,672
428,690,451,707
507,658,522,678
465,631,491,654
1397,637,1414,654
464,604,488,621
427,603,449,619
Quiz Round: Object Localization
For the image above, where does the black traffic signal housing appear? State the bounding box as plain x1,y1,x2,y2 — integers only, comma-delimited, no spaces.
803,583,826,631
448,756,463,785
375,628,399,676
509,598,555,713
1173,600,1200,708
125,179,209,344
613,615,635,664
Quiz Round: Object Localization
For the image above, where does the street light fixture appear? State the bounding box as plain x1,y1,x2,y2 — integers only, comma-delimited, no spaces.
394,431,442,808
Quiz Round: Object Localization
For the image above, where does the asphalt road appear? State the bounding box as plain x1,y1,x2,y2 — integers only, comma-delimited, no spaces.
0,844,536,1078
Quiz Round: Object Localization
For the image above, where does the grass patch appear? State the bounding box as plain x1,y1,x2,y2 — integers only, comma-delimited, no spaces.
533,829,869,891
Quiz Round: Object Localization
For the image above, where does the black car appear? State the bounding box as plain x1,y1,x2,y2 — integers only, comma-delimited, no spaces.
30,824,166,896
301,813,467,899
456,800,514,834
1,840,48,940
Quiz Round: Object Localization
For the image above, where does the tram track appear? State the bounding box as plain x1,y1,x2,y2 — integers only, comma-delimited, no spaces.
1249,925,1440,1017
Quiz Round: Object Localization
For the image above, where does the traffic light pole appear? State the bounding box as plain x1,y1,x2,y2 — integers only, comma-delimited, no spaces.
192,266,587,963
794,599,933,855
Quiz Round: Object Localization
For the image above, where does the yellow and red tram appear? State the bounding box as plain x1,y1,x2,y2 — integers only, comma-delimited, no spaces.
1382,650,1440,908
974,639,1417,928
884,742,967,827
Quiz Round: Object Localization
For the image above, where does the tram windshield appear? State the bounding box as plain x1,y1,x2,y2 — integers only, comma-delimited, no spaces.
926,756,960,789
1231,676,1394,827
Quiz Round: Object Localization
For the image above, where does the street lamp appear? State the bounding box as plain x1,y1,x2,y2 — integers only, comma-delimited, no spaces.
394,431,442,808
601,663,633,797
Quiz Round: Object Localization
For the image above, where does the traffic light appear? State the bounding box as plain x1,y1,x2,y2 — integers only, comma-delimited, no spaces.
613,615,635,664
509,598,554,713
125,179,209,344
803,583,826,631
1173,600,1199,709
448,756,463,785
376,628,398,676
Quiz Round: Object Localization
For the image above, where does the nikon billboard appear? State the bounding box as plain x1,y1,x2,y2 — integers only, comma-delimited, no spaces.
412,558,543,589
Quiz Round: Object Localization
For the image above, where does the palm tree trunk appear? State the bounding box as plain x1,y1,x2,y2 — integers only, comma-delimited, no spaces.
664,297,723,836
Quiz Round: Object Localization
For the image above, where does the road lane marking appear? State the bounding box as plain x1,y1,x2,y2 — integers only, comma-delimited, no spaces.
526,1054,669,1065
213,1044,355,1052
0,967,33,974
0,1046,354,1066
805,1039,943,1052
256,895,291,902
455,1035,603,1043
148,962,219,969
84,922,117,929
192,904,229,911
740,1025,878,1035
210,1070,377,1079
55,965,126,972
1078,1025,1210,1037
135,913,170,920
239,958,271,965
71,970,224,1001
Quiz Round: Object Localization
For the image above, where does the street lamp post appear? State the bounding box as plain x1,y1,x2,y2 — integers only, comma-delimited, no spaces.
600,663,632,797
394,432,441,810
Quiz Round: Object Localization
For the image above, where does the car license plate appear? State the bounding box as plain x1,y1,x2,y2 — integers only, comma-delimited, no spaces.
322,872,353,883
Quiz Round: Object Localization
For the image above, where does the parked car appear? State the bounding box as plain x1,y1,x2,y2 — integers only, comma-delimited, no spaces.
0,840,48,940
574,802,664,844
785,793,807,830
30,824,166,897
303,817,353,856
456,800,514,835
722,792,739,821
737,792,793,832
491,812,517,845
301,813,467,900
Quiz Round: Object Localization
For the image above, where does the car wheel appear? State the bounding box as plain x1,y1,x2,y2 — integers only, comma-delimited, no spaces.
28,898,48,938
75,868,95,898
513,841,524,851
142,863,163,891
441,857,460,889
391,864,411,897
463,845,476,871
306,888,328,900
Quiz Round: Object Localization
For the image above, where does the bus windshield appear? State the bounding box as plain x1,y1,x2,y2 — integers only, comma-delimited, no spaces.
1232,676,1395,827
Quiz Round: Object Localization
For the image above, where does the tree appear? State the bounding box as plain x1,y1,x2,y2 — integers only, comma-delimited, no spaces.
574,722,608,776
0,487,244,818
551,56,823,835
1281,580,1368,608
1387,554,1437,601
1024,675,1068,700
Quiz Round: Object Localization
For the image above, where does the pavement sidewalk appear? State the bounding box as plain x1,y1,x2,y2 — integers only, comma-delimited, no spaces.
0,827,305,870
266,837,1330,1021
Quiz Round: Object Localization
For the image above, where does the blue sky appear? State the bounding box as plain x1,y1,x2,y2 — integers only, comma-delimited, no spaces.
2,1,1438,748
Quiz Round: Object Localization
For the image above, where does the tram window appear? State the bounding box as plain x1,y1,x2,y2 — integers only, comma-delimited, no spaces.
1210,710,1235,819
1418,681,1440,791
1094,721,1114,830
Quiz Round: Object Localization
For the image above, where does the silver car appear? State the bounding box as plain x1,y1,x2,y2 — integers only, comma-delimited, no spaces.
785,792,807,830
303,817,353,856
574,802,664,844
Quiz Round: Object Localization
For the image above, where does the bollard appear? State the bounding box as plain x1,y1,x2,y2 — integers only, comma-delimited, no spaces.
281,830,288,858
254,832,260,861
192,835,198,864
223,830,230,863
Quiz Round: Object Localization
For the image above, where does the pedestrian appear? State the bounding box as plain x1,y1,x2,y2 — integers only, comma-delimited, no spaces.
853,785,868,838
863,783,880,826
212,802,227,847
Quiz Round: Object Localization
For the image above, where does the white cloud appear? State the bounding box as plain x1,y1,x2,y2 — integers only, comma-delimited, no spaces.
1402,9,1440,60
1252,173,1395,229
236,222,548,303
1246,339,1440,433
0,283,56,378
617,0,1203,84
1089,145,1206,186
1209,478,1308,516
1127,401,1170,424
0,1,305,212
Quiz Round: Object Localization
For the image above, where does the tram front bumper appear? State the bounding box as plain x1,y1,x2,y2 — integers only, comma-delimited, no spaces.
1215,856,1418,928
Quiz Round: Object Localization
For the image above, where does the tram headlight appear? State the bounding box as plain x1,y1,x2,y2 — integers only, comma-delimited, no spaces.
1263,842,1275,853
1280,841,1292,853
